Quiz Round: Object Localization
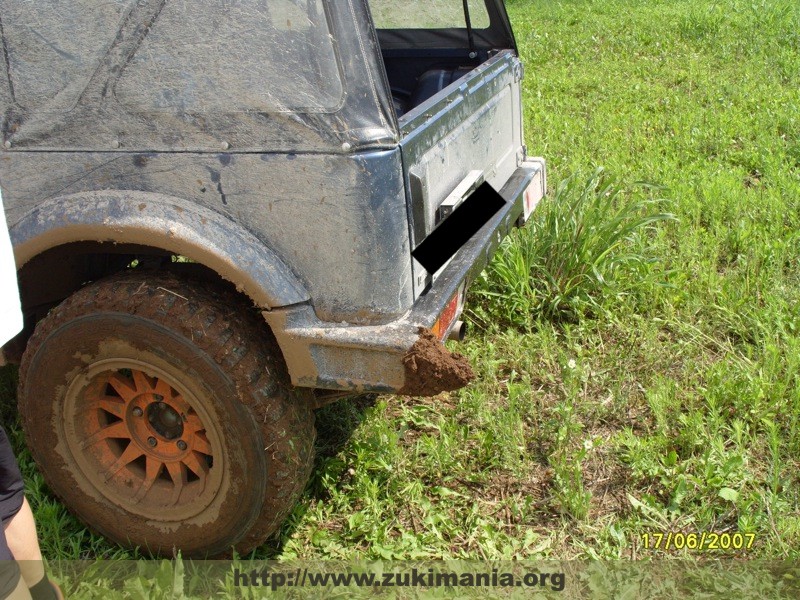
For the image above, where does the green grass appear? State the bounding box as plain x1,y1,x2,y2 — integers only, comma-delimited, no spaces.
1,0,800,584
472,167,675,326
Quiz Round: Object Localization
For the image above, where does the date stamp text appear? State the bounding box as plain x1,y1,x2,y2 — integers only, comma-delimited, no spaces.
640,531,756,552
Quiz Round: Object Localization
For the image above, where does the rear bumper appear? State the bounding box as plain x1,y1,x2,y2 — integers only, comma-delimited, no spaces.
263,158,546,395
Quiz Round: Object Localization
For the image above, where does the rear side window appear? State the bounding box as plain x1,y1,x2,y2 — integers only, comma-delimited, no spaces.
368,0,490,29
116,0,343,114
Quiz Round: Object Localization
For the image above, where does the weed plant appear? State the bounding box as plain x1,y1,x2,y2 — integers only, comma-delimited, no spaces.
472,168,675,328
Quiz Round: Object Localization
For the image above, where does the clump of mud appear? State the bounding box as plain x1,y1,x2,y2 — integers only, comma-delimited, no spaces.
399,328,475,396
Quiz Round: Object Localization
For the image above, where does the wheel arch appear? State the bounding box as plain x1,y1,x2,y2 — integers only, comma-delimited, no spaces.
5,190,310,361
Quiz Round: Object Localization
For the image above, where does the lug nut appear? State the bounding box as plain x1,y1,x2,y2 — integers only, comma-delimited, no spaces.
177,440,187,451
132,407,143,417
154,394,164,402
147,437,157,447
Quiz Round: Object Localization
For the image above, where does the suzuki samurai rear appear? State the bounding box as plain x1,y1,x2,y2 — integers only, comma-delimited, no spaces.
0,0,545,556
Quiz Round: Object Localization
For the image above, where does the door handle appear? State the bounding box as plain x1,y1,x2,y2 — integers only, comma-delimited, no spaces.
436,170,484,223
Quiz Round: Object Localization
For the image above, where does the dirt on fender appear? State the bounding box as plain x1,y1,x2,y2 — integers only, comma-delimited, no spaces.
399,327,475,396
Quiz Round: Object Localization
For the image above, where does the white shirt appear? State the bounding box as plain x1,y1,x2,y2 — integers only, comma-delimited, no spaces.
0,189,23,345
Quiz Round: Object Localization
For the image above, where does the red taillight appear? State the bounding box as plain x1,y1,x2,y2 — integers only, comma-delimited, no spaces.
431,285,464,340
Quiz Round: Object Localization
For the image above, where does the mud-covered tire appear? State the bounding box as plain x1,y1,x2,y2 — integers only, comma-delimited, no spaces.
17,271,315,557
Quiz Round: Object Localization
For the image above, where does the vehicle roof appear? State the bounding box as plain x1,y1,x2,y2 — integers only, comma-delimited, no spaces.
0,0,394,152
0,0,513,153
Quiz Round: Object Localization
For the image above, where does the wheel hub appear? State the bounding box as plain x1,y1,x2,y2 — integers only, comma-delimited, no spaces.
126,392,190,462
63,360,223,520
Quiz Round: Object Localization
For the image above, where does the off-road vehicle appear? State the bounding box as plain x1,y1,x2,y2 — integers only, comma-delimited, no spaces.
0,0,545,556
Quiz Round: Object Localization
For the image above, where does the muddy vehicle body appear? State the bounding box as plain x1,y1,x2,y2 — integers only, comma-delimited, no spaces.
0,0,545,556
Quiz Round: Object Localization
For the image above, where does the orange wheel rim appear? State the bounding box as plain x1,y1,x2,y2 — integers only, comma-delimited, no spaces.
63,360,224,520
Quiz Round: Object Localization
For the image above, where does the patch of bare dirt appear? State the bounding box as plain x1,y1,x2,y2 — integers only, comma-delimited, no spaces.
583,445,633,520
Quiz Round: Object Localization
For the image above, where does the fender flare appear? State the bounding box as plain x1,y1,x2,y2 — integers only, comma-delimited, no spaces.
10,191,309,309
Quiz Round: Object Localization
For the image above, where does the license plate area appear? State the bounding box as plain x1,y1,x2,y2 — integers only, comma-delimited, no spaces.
412,181,506,275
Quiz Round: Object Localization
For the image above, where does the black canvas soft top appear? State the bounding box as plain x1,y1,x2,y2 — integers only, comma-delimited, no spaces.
0,0,397,153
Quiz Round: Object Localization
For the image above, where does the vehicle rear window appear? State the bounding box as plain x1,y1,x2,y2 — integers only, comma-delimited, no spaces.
368,0,490,29
116,0,343,114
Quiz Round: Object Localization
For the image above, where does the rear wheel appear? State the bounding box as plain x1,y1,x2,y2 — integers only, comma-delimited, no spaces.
18,272,315,557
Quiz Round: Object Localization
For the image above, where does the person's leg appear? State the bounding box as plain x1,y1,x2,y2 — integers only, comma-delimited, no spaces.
0,529,29,600
0,428,59,600
3,499,43,585
4,574,32,600
3,499,61,599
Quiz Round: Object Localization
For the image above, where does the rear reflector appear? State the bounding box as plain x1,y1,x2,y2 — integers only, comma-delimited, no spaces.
431,284,464,340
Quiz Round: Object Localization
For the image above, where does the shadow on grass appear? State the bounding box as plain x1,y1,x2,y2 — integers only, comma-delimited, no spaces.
250,393,377,558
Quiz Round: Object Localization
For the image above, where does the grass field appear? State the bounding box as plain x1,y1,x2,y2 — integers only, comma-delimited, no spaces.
1,0,799,572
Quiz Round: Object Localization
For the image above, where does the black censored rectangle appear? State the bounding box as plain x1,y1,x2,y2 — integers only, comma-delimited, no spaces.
412,182,506,274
